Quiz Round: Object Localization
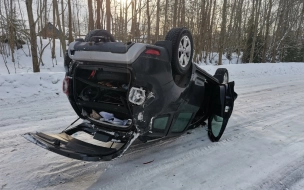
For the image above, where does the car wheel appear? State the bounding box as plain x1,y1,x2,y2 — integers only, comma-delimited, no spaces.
165,27,193,75
207,114,228,142
214,68,229,84
84,29,116,42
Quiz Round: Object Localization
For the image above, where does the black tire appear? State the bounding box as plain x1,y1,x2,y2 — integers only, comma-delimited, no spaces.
213,68,229,84
207,114,228,142
165,27,193,75
84,29,115,42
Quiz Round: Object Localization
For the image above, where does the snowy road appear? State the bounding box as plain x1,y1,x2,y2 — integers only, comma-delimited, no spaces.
1,63,304,190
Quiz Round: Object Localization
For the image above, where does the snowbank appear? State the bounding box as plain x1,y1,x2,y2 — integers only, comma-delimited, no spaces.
195,52,242,65
200,62,304,80
0,38,65,74
1,62,304,101
0,72,65,100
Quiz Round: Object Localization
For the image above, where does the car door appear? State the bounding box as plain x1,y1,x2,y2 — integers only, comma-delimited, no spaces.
207,81,238,141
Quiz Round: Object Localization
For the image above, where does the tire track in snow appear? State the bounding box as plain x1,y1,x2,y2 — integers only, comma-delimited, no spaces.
255,156,304,190
88,128,252,190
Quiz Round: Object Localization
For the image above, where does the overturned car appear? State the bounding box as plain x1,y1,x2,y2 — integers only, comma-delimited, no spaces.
24,28,237,161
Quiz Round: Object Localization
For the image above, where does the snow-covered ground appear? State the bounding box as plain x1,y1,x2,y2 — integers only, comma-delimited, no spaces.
195,52,242,65
0,39,65,74
1,62,304,190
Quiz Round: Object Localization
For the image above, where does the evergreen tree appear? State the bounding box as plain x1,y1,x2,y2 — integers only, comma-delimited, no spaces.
252,34,264,63
298,44,304,62
282,34,301,62
242,18,254,63
242,19,264,63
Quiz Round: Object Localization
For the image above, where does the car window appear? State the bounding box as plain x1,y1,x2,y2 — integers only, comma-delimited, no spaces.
171,112,193,133
153,116,169,130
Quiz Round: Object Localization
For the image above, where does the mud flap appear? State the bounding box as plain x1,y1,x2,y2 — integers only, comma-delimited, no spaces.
23,123,138,161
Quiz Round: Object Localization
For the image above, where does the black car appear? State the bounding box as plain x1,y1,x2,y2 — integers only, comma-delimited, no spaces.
24,28,237,161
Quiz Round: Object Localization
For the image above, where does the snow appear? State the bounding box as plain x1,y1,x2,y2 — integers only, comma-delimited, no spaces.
0,38,65,74
195,52,242,65
1,60,304,189
0,72,64,100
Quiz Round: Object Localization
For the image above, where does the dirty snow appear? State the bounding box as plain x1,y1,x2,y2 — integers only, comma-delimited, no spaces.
1,62,304,190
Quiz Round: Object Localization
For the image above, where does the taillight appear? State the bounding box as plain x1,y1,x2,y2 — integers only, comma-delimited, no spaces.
145,49,160,56
62,77,70,95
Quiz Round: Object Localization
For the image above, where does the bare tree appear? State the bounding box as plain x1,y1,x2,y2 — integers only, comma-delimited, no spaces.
155,0,160,41
52,0,56,59
173,0,178,27
4,0,303,69
146,0,150,43
61,0,65,41
249,0,262,63
53,0,66,54
68,0,73,43
25,0,41,72
88,0,94,31
262,0,272,63
218,0,227,65
106,0,111,31
96,0,102,29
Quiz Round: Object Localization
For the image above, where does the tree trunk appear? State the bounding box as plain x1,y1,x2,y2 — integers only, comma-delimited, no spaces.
163,0,168,34
106,0,111,31
76,0,81,36
177,0,181,26
68,0,73,43
124,0,128,41
43,0,47,39
61,0,65,40
200,0,206,58
262,0,272,63
54,0,66,54
208,0,216,62
96,0,102,29
181,0,185,26
146,0,150,43
236,0,244,63
173,0,178,27
52,0,56,59
7,0,15,62
249,0,261,63
155,0,160,41
131,0,135,40
271,0,284,63
25,0,40,72
88,0,94,31
218,0,227,65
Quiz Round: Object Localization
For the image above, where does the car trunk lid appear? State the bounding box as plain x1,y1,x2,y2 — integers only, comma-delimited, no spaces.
23,122,138,161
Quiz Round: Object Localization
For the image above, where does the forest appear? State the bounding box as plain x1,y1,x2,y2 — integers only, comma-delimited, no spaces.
0,0,303,72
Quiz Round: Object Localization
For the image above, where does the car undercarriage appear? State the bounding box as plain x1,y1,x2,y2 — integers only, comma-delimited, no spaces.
24,27,237,161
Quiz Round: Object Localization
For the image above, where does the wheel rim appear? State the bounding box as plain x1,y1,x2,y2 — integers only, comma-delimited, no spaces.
223,73,228,84
178,36,191,68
